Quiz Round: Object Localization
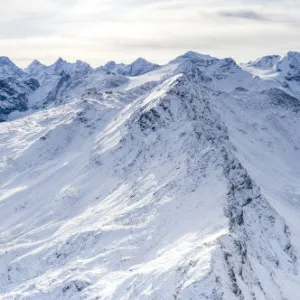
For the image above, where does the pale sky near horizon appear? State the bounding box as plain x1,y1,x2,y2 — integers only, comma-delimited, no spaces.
1,0,300,68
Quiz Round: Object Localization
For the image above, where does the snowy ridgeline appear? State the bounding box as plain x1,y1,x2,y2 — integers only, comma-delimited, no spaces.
0,51,300,299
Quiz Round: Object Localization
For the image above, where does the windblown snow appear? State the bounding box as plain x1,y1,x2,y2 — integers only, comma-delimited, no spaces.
1,51,300,299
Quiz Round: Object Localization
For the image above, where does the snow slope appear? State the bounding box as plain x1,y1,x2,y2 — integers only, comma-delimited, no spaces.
0,51,300,299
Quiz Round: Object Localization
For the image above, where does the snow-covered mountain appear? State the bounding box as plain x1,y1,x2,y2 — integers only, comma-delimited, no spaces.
247,55,281,70
100,58,160,76
0,57,40,121
26,58,92,77
278,51,300,82
1,51,300,299
0,57,27,79
242,52,300,97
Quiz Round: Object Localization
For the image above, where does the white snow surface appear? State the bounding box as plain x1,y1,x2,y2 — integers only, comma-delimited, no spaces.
1,51,300,299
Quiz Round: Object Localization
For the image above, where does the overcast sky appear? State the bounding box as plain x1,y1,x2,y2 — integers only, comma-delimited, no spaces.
1,0,300,67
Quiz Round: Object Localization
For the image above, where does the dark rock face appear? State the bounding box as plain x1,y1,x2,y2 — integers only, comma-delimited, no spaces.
177,59,213,83
44,71,71,105
0,80,16,96
0,77,40,121
0,56,42,120
261,88,300,112
24,78,40,91
285,72,300,82
278,52,300,82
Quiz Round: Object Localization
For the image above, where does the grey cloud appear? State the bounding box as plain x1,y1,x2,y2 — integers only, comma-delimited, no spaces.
219,10,271,21
218,8,300,27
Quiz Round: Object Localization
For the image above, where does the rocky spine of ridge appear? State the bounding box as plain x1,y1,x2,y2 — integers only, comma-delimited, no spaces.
95,72,298,299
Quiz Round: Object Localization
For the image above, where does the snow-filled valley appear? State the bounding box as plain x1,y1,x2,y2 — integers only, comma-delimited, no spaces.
1,51,300,299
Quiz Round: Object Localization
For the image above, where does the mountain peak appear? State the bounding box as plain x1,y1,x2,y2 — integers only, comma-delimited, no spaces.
46,57,70,74
0,56,26,78
27,59,45,69
127,58,159,76
249,55,280,69
170,51,216,64
286,51,300,58
132,57,148,64
278,51,300,81
75,59,85,64
53,57,67,66
74,59,91,68
0,56,15,66
103,60,117,70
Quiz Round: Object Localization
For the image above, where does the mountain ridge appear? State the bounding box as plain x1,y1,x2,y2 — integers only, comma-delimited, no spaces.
1,51,300,299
